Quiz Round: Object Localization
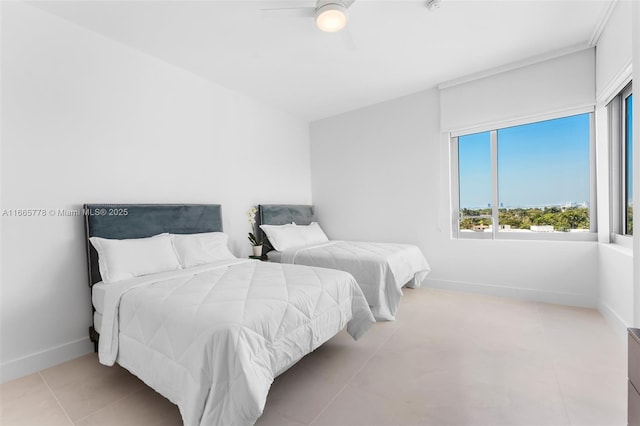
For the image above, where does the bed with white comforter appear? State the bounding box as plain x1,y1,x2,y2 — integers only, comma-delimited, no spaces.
94,258,374,426
267,241,430,320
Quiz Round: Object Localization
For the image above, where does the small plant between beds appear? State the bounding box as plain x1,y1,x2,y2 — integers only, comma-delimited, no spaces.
247,207,263,256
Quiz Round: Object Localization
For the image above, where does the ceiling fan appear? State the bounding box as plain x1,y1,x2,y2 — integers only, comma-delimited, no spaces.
261,0,356,33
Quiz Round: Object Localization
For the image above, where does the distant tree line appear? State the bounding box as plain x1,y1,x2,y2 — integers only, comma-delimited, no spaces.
460,206,590,231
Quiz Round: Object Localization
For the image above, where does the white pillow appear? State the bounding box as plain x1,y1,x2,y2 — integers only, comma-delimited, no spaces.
302,222,330,245
259,223,300,251
89,233,181,284
260,222,329,251
171,232,236,268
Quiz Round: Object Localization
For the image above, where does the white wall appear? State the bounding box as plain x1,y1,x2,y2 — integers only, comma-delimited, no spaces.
598,245,633,334
0,2,312,382
310,88,599,308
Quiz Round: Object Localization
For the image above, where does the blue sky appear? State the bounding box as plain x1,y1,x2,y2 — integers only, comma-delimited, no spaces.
458,113,591,209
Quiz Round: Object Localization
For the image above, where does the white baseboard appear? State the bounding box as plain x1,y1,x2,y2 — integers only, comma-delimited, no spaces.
1,337,94,383
423,278,597,308
598,301,631,338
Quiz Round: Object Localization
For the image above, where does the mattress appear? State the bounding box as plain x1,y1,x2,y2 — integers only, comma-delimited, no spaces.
92,283,108,334
96,258,374,425
94,312,103,334
92,282,107,314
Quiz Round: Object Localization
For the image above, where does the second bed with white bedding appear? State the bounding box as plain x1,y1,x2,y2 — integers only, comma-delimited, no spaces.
267,240,430,320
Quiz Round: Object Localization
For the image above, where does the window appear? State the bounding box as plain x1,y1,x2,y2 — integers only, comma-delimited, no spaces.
624,92,633,235
610,83,633,240
451,113,595,240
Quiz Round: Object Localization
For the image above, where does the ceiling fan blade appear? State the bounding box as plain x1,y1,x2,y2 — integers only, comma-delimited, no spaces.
340,26,357,51
316,0,356,8
260,7,315,18
343,0,356,9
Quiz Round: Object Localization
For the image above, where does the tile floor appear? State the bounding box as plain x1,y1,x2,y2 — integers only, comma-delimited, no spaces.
1,288,627,425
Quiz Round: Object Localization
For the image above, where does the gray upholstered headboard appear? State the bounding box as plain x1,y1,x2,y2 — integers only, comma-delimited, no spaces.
84,204,223,286
257,204,316,251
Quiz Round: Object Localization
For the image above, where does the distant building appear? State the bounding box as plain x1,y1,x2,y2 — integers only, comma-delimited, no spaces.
560,201,589,211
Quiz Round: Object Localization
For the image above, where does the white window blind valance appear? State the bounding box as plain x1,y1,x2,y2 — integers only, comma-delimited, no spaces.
595,1,632,103
439,48,595,133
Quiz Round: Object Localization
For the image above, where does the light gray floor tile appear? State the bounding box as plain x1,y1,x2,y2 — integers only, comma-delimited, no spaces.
39,353,145,421
74,386,181,426
0,373,72,426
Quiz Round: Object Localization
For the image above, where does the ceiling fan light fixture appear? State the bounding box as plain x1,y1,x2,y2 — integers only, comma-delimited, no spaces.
315,3,348,32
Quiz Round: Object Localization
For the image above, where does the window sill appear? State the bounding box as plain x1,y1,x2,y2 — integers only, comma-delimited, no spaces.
455,231,598,242
599,242,633,257
611,234,633,251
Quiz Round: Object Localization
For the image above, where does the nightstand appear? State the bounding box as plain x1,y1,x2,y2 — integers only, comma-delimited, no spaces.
629,328,640,425
249,255,269,261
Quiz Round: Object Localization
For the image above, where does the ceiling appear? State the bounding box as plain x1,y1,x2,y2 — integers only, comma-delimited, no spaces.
31,0,612,122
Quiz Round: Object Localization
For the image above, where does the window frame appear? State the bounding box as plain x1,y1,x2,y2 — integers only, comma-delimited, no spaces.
451,109,597,242
610,82,633,247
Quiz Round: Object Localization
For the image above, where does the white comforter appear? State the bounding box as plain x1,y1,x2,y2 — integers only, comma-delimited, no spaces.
274,241,431,320
97,259,374,426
